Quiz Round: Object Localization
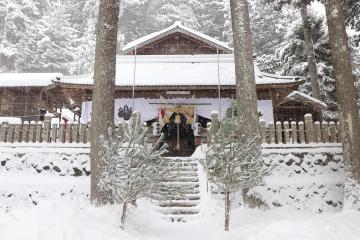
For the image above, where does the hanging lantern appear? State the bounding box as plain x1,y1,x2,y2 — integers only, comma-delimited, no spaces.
175,114,181,124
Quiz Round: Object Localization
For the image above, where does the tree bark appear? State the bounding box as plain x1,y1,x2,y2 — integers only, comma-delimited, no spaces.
224,190,230,231
324,0,360,207
230,0,260,140
90,0,120,205
300,0,321,100
121,202,128,226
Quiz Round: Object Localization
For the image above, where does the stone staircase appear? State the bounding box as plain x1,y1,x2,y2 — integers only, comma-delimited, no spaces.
156,157,201,222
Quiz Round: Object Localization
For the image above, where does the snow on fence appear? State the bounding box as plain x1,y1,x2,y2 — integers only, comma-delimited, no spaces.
208,113,340,144
0,113,340,144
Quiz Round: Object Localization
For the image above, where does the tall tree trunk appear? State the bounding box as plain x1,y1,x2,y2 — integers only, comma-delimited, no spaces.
224,190,230,231
229,0,260,139
90,0,120,205
230,0,262,209
300,0,321,100
121,202,128,226
324,0,360,209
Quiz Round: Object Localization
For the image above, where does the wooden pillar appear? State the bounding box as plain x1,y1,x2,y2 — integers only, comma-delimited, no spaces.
65,123,71,143
259,119,267,144
43,118,52,143
283,121,290,144
80,123,87,143
14,124,21,142
268,122,275,144
7,124,15,143
314,121,321,143
51,123,58,143
291,121,298,144
72,122,79,143
36,121,42,143
59,121,65,143
85,124,91,144
276,121,282,144
304,114,314,143
22,121,29,143
29,121,36,143
321,121,329,143
329,121,337,143
0,123,7,142
298,121,305,144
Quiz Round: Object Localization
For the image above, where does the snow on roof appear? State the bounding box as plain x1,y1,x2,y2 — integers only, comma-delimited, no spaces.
0,73,63,87
122,21,232,53
58,54,301,87
286,91,327,108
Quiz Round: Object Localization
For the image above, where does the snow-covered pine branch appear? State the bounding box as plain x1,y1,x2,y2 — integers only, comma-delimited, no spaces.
202,103,268,231
97,112,179,227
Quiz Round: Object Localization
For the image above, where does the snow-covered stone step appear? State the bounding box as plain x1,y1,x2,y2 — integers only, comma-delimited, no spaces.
157,157,201,222
159,207,200,215
157,200,200,208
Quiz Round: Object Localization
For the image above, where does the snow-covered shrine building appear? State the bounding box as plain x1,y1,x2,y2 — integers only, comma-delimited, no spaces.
0,22,326,154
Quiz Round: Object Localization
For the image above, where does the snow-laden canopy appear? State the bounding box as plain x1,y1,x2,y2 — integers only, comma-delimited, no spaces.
57,54,301,87
285,91,327,109
122,21,232,54
0,73,62,87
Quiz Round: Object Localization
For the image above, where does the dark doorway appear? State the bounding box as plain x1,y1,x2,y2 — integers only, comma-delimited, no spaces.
161,113,195,157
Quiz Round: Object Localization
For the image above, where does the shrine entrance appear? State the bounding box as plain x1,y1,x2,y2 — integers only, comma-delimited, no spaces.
160,106,196,157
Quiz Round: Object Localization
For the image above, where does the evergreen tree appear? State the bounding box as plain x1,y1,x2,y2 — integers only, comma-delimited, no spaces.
204,103,267,231
98,113,177,227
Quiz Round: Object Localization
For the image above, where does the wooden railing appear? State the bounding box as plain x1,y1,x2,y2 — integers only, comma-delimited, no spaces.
0,113,341,144
0,120,91,144
207,113,341,144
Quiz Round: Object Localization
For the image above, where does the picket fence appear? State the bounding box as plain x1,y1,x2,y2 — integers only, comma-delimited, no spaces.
0,114,340,144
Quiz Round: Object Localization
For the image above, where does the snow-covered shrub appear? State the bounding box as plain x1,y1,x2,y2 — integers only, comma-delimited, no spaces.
202,113,268,231
98,113,178,227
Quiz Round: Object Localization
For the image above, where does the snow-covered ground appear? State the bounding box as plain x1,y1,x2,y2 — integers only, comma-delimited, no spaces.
1,146,359,240
1,174,360,240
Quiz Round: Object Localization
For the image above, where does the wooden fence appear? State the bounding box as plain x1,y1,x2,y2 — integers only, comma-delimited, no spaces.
208,113,341,144
0,114,340,144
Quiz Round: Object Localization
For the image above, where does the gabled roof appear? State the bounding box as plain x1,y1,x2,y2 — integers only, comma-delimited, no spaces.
280,91,327,109
122,21,233,54
0,73,62,87
56,54,301,88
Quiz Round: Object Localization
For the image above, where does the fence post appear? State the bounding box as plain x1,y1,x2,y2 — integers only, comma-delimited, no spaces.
290,121,297,144
59,121,65,143
29,121,36,143
51,123,58,143
276,121,282,144
298,121,305,144
80,123,86,143
321,121,329,143
329,121,337,143
314,121,321,143
36,121,42,143
259,119,267,144
85,124,91,143
336,121,341,143
7,124,15,143
43,118,51,143
268,122,275,144
283,121,290,144
304,114,314,143
0,122,7,142
14,124,21,142
22,121,29,143
72,122,79,143
65,123,72,143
